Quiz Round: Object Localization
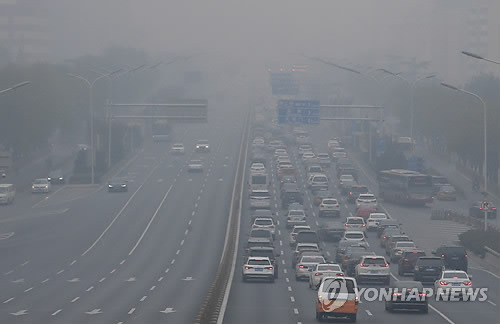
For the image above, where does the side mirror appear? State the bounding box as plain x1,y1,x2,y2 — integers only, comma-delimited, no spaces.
469,276,472,280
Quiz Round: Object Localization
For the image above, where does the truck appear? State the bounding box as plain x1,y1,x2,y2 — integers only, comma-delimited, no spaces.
0,150,12,177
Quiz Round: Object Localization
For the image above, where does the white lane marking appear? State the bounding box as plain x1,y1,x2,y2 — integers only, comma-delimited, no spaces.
11,279,24,283
165,268,170,273
429,305,456,324
23,287,33,292
188,219,192,225
158,277,164,282
312,212,316,217
82,163,162,256
4,270,13,275
176,249,180,255
365,310,373,316
3,297,14,304
51,309,62,316
21,261,29,266
86,286,94,292
99,277,106,282
469,266,500,279
315,220,319,226
140,296,147,302
279,240,283,246
160,307,176,314
56,269,64,275
286,277,290,282
293,308,299,315
288,286,292,292
110,269,116,274
10,310,28,316
171,259,175,264
120,259,126,265
277,229,281,235
42,278,50,283
185,229,189,235
70,260,77,266
284,269,288,274
194,202,198,208
150,285,156,291
71,297,80,303
129,184,174,255
128,308,136,315
326,251,331,256
290,296,295,302
180,240,185,246
487,300,497,306
282,260,285,265
191,211,195,216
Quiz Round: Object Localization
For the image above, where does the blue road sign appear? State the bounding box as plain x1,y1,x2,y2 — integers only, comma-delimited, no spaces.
277,100,320,125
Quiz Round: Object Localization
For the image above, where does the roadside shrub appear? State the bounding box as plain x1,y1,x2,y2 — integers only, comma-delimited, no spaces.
459,229,500,256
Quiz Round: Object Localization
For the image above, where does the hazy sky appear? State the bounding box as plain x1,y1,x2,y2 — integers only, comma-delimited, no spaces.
48,0,498,83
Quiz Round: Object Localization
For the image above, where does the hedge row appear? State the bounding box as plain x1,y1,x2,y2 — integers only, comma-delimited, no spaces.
458,229,500,256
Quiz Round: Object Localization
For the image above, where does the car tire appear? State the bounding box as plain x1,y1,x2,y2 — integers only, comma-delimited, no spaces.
385,303,392,312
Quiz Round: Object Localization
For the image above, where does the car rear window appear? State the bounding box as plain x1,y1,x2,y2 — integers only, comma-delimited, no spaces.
301,256,325,263
363,257,386,265
323,199,338,205
345,233,364,239
396,242,416,248
404,251,426,259
251,191,270,198
443,272,468,279
322,278,356,293
248,259,271,266
289,210,305,216
442,247,467,255
318,265,342,272
313,176,328,182
418,258,443,266
347,218,364,224
255,219,273,226
251,230,271,238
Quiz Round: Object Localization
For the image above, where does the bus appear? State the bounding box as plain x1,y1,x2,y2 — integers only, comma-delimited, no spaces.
377,169,433,206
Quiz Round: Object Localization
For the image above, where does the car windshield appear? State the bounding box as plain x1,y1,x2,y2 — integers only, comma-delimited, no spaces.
255,219,273,226
292,227,310,233
247,259,270,266
34,179,48,184
359,194,375,200
318,154,329,158
442,247,467,254
443,272,468,279
317,265,342,272
340,175,354,181
313,176,327,182
251,229,271,237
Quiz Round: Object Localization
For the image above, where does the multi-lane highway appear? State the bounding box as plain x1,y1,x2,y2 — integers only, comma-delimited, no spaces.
223,121,499,324
0,95,246,324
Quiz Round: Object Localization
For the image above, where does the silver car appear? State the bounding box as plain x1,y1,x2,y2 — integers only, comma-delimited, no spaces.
32,178,51,193
295,255,326,281
242,257,275,282
308,263,344,289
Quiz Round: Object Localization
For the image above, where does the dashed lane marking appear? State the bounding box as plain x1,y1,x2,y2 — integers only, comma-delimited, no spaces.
365,310,373,316
140,296,147,302
51,309,62,316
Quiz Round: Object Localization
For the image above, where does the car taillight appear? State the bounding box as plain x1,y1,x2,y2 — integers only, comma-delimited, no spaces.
267,267,273,270
349,192,352,195
463,280,472,286
441,254,445,258
360,263,368,267
362,224,366,227
245,266,252,270
418,293,427,297
299,265,305,268
392,292,402,296
355,296,359,305
315,273,323,276
465,254,468,258
336,273,344,276
440,281,449,285
384,263,389,267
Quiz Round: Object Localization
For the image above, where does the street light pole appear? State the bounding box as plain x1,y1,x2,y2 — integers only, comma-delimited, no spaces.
69,72,118,184
441,82,488,195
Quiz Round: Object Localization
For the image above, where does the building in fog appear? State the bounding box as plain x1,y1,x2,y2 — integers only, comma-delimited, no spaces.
0,0,50,64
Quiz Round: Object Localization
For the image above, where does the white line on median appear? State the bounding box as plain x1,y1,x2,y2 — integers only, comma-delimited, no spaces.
140,296,147,302
86,286,94,292
3,298,14,304
51,309,62,316
365,310,373,316
290,296,295,302
71,297,80,303
487,300,497,306
128,308,135,315
293,308,299,315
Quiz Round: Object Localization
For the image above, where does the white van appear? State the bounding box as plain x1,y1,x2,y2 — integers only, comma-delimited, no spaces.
250,173,268,191
0,184,15,205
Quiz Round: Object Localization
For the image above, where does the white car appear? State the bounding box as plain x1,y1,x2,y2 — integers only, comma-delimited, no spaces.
344,217,366,232
242,257,275,282
309,174,329,191
296,255,326,281
287,215,307,229
328,139,340,149
252,217,276,237
317,153,331,167
250,162,266,173
274,148,288,158
319,198,340,217
298,144,313,156
356,193,377,210
355,256,390,284
290,225,311,246
170,143,185,154
195,139,210,152
367,213,388,231
32,178,51,193
187,159,203,172
249,189,271,209
302,151,316,162
343,231,369,247
308,263,344,289
434,270,472,298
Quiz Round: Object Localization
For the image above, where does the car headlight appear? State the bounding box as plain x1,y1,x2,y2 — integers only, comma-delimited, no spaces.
59,177,64,180
47,177,52,181
121,184,126,187
108,184,113,188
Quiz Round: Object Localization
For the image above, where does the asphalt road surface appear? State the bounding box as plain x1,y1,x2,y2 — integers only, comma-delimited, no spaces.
0,97,246,324
223,122,499,324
